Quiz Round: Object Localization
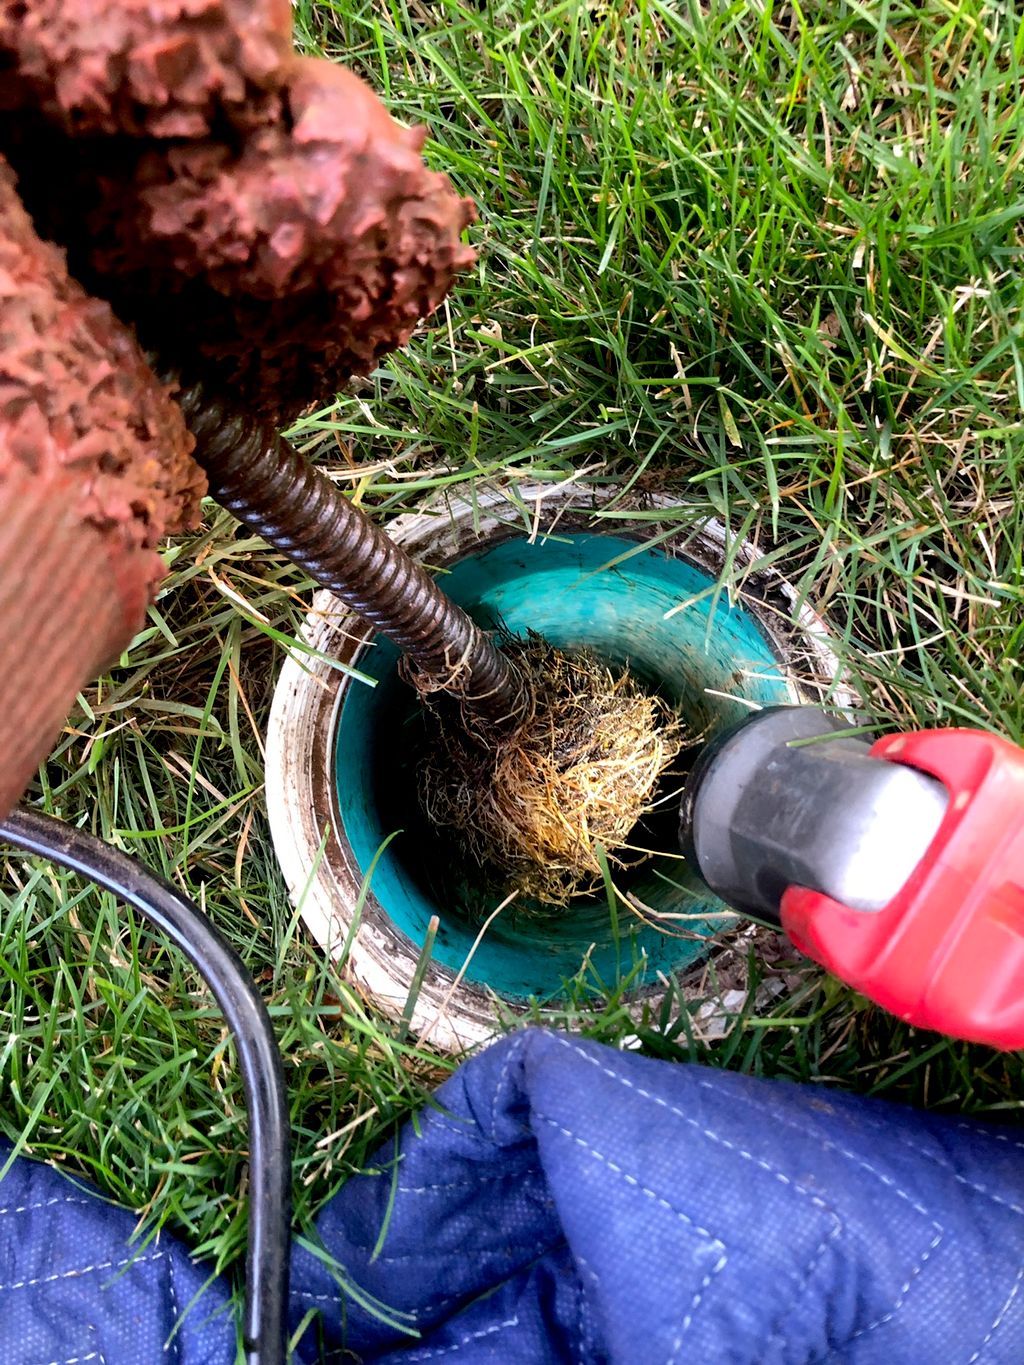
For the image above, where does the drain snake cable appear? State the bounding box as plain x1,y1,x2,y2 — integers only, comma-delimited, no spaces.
0,806,290,1365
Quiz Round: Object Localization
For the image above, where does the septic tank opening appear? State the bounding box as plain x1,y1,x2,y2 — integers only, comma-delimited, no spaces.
268,485,848,1050
331,530,802,1002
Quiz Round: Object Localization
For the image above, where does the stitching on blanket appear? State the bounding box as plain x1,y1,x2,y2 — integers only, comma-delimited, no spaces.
0,1250,164,1293
372,1239,543,1268
847,1109,1024,1354
490,1031,529,1141
665,1247,728,1365
294,1284,465,1321
849,1233,943,1338
855,1110,1024,1219
534,1111,727,1365
549,1034,843,1350
549,1036,947,1342
165,1253,180,1359
397,1038,532,1178
398,1313,520,1361
534,1113,724,1242
575,1274,587,1365
967,1265,1024,1364
575,1256,601,1365
952,1178,1024,1218
725,1089,944,1340
575,1253,601,1291
549,1037,841,1216
761,1218,844,1355
574,1257,606,1365
957,1123,1024,1153
37,1353,105,1365
397,1167,534,1196
301,1229,559,1273
0,1195,93,1218
420,1113,494,1147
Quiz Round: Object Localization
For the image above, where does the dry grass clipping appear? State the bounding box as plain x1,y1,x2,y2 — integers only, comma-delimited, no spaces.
418,636,684,907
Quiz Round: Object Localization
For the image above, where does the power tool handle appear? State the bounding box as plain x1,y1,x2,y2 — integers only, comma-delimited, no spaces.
782,729,1024,1049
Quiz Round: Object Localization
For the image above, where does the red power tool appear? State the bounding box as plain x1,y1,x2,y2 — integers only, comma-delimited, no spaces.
678,707,1024,1049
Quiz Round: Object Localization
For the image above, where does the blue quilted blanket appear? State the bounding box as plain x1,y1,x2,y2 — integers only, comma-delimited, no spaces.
2,1026,1023,1363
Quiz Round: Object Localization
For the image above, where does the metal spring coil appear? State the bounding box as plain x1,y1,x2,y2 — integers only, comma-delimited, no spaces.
177,383,525,725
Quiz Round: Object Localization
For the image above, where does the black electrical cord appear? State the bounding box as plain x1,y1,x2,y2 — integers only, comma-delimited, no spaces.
0,807,290,1365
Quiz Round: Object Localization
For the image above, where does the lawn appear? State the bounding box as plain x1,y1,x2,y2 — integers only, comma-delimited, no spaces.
2,0,1023,1327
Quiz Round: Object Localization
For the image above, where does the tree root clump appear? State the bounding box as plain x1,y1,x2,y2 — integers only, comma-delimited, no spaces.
418,636,684,908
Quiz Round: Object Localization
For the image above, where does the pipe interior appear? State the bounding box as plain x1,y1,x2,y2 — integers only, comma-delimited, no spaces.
333,531,797,1001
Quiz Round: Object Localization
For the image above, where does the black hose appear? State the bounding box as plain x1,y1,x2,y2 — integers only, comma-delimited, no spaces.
0,807,290,1365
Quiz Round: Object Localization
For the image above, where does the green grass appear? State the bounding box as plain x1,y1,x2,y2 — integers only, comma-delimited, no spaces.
4,0,1024,1340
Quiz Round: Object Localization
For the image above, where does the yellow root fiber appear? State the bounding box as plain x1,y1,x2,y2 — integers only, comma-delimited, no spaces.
417,636,684,907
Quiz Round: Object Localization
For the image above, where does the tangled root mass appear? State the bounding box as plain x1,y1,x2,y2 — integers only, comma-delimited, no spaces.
418,636,684,908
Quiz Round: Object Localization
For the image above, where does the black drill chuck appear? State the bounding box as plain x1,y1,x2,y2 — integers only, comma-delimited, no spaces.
678,706,948,922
